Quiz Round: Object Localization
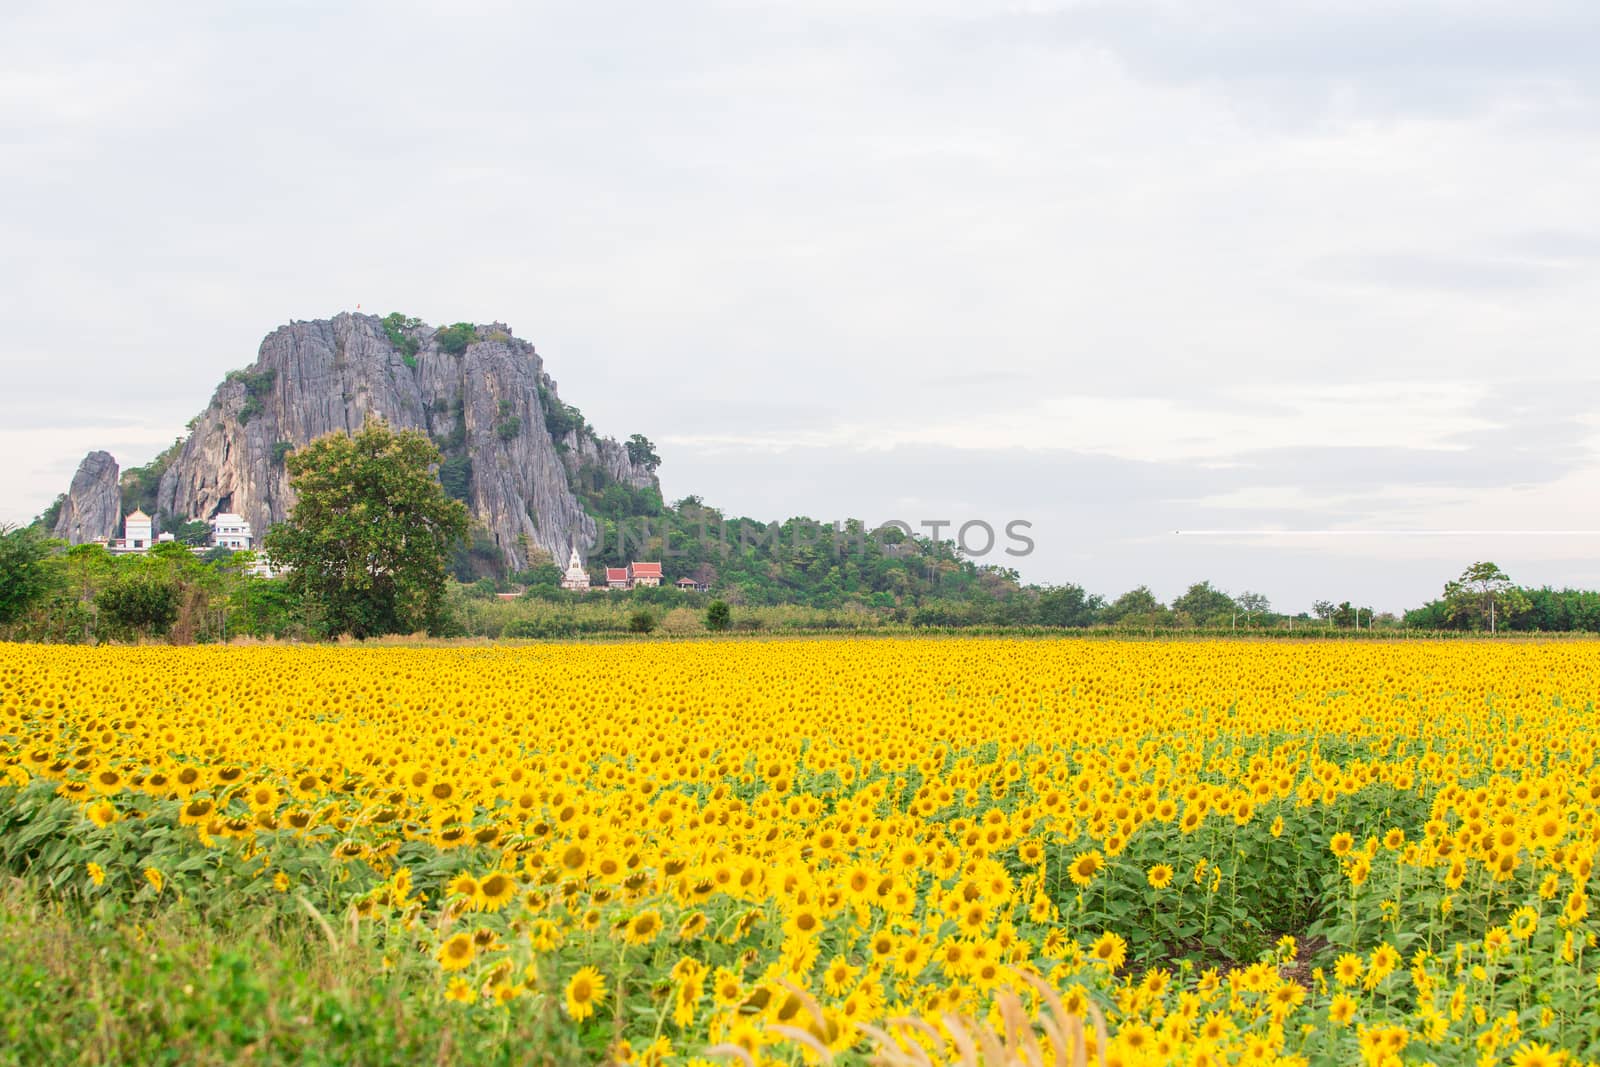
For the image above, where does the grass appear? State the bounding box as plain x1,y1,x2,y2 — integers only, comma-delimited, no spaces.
0,878,572,1067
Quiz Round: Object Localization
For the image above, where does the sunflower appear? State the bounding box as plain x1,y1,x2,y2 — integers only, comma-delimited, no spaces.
1090,930,1127,971
822,955,858,997
711,967,743,1009
564,965,607,1022
178,797,215,826
447,872,481,901
1146,863,1175,890
1509,905,1538,940
438,932,475,972
86,861,106,887
476,872,517,912
86,799,118,828
444,977,476,1004
1509,1041,1560,1067
622,909,662,946
1067,850,1104,887
1333,953,1363,988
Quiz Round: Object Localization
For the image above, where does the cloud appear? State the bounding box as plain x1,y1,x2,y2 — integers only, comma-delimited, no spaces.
3,1,1600,614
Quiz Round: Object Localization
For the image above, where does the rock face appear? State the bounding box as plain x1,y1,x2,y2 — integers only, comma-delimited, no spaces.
52,450,122,543
54,314,657,570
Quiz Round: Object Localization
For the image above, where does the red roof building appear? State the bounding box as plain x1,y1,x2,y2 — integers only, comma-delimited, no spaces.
605,567,629,589
628,562,663,587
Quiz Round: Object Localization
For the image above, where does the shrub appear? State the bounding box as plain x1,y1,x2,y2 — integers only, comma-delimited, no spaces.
495,417,522,442
438,456,472,502
381,313,423,367
706,599,732,631
435,323,477,355
627,609,656,634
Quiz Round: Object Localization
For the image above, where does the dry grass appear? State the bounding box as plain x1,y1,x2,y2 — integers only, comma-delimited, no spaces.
707,976,1107,1067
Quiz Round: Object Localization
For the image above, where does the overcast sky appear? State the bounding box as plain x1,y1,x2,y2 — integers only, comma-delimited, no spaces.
4,0,1599,613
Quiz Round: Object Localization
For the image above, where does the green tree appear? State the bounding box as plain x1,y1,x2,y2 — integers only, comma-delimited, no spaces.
1442,561,1527,633
95,572,180,639
1100,586,1170,627
0,525,57,626
627,609,656,634
705,599,732,631
265,417,470,638
1171,581,1235,627
625,434,661,472
1034,583,1101,628
1234,591,1270,626
171,519,213,546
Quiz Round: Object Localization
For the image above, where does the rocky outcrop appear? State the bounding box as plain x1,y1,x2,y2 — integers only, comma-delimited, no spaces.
51,451,122,543
52,314,657,570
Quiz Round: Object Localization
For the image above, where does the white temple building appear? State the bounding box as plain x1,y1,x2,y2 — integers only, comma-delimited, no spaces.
559,546,591,591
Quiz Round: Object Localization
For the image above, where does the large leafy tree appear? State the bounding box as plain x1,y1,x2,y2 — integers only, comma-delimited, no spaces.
1171,580,1236,627
0,524,58,625
266,417,469,638
1443,561,1528,632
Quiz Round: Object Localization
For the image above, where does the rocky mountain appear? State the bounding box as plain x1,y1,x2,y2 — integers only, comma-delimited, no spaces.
51,313,658,571
50,450,122,543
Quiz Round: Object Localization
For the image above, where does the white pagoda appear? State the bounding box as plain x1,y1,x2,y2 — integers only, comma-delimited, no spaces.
559,546,591,591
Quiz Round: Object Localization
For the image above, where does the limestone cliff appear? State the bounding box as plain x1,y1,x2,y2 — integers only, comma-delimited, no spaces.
51,451,122,543
53,314,657,570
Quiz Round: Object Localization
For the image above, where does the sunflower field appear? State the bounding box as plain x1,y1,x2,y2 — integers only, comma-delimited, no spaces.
2,638,1598,1066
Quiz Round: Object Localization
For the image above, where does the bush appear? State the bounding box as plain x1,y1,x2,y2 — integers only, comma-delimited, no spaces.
228,369,277,426
438,456,472,502
495,417,522,442
435,323,477,355
627,609,656,634
96,574,180,639
706,599,732,631
382,312,423,367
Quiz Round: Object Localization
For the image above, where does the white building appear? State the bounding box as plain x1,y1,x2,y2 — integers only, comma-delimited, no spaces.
124,510,153,549
559,546,591,591
210,512,253,551
104,510,154,553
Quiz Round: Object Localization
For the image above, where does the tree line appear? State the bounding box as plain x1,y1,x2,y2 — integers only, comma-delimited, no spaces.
5,418,1598,641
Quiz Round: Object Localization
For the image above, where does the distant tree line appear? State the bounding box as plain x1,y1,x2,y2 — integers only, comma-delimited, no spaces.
7,414,1597,642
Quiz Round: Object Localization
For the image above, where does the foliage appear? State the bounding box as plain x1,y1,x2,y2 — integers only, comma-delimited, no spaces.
94,571,180,639
494,416,522,442
704,598,732,631
264,417,469,638
1034,583,1102,628
1443,560,1530,632
381,311,423,368
626,608,656,633
434,323,477,355
271,441,294,465
624,433,661,472
118,437,186,521
33,493,66,534
0,524,58,625
438,455,472,502
169,518,213,547
537,386,583,440
1170,580,1236,627
226,368,278,426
